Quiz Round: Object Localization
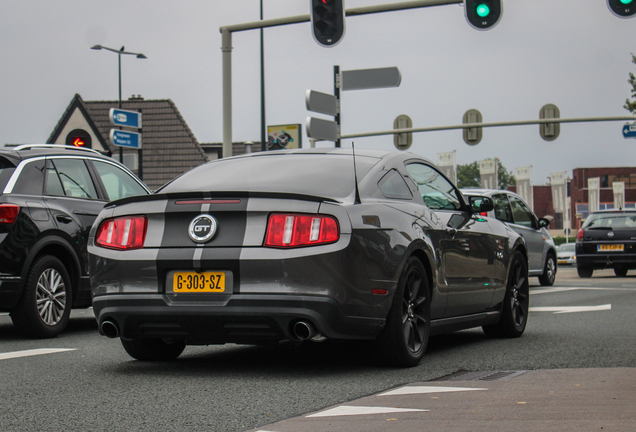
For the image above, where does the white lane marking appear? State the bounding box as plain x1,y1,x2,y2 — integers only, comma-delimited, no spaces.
530,304,611,314
0,313,9,317
379,386,487,396
307,406,428,418
532,287,634,294
0,348,76,361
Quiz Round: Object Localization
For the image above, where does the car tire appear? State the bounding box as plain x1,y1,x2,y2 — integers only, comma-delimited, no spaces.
121,338,186,361
577,266,593,278
538,254,556,286
614,267,628,277
10,255,72,339
483,251,529,338
377,257,430,368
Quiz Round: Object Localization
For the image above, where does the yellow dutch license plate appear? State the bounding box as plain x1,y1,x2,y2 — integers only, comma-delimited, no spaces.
598,244,623,252
173,272,226,293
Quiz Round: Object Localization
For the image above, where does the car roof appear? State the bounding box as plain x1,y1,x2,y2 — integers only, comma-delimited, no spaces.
0,144,110,163
589,209,636,214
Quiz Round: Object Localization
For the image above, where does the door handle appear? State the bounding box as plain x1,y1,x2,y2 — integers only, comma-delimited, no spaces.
56,215,73,224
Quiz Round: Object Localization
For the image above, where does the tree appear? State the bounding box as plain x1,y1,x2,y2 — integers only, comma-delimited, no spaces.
457,158,516,190
625,53,636,115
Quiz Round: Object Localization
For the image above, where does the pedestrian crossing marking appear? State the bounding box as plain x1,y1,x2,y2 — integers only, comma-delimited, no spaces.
379,385,488,396
0,348,76,361
306,405,428,418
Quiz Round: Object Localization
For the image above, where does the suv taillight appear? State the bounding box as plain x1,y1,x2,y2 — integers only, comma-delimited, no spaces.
0,204,20,224
264,213,339,248
576,228,584,241
95,216,147,250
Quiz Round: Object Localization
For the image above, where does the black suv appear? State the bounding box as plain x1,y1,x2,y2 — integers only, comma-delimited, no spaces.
0,145,150,338
576,209,636,278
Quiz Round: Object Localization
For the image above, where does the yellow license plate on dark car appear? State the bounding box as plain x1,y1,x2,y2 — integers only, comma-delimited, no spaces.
173,272,226,292
598,244,623,252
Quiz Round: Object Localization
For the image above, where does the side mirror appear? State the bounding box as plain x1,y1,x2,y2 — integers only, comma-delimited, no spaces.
469,196,494,214
538,217,551,228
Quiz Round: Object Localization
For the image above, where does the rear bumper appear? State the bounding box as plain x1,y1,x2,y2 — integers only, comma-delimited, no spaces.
576,253,636,269
92,293,385,344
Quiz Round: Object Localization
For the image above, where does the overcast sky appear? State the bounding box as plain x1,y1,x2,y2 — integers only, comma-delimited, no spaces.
1,0,635,185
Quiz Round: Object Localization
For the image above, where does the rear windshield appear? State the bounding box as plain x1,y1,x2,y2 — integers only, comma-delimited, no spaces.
0,157,16,193
558,243,575,252
158,153,380,199
582,212,636,230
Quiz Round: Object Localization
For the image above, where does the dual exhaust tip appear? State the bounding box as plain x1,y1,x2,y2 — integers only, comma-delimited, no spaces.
102,319,325,343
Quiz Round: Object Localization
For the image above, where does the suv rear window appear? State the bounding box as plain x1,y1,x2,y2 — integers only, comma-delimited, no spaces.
583,212,636,230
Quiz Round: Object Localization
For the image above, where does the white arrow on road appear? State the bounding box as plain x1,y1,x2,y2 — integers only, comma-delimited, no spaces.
529,304,611,314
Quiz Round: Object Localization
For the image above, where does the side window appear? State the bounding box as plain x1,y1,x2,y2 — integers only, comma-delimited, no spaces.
45,159,98,199
12,159,44,195
509,196,535,228
405,163,461,210
378,169,412,200
92,160,148,201
492,193,514,223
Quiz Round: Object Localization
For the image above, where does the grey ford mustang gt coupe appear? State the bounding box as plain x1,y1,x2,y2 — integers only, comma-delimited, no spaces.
88,148,528,367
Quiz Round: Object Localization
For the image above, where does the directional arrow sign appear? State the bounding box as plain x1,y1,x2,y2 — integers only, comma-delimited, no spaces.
306,117,339,142
110,108,142,128
306,90,338,116
110,129,142,149
529,304,611,314
341,67,401,91
622,123,636,138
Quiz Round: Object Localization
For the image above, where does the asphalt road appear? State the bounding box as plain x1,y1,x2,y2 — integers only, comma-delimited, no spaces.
1,266,634,431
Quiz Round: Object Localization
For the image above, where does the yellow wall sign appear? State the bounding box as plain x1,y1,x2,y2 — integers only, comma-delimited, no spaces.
267,124,302,150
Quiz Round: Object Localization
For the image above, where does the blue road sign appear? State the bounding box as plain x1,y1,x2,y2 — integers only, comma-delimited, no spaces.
109,108,142,128
623,123,636,138
110,129,142,149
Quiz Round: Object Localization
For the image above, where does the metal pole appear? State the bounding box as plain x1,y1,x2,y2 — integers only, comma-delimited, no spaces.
118,51,123,163
260,0,266,152
334,65,341,148
222,28,233,159
341,116,636,140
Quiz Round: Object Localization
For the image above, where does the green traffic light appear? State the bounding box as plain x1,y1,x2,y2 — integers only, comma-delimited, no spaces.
476,3,490,17
620,0,632,4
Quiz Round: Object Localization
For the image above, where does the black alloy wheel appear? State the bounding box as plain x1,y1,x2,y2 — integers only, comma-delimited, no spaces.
378,257,431,367
11,255,72,339
483,250,529,338
538,254,556,286
121,338,186,361
577,265,594,278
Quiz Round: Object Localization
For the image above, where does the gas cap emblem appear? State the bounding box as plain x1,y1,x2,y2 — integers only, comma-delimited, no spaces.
607,231,615,238
188,214,217,243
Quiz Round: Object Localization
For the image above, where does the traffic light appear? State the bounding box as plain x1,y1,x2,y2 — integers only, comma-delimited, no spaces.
607,0,636,18
65,129,92,149
464,0,502,30
310,0,346,47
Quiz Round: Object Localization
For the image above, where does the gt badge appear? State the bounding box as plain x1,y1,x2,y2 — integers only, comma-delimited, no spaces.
189,214,218,243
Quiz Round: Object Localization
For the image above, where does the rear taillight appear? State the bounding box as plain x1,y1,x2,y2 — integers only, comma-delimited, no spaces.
479,212,488,217
95,216,147,250
576,228,584,241
264,213,339,248
0,204,20,224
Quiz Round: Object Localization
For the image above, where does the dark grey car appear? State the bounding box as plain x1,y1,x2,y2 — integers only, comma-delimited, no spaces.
88,149,528,367
462,189,557,286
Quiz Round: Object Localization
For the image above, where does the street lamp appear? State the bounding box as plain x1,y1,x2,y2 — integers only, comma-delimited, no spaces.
90,45,147,108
